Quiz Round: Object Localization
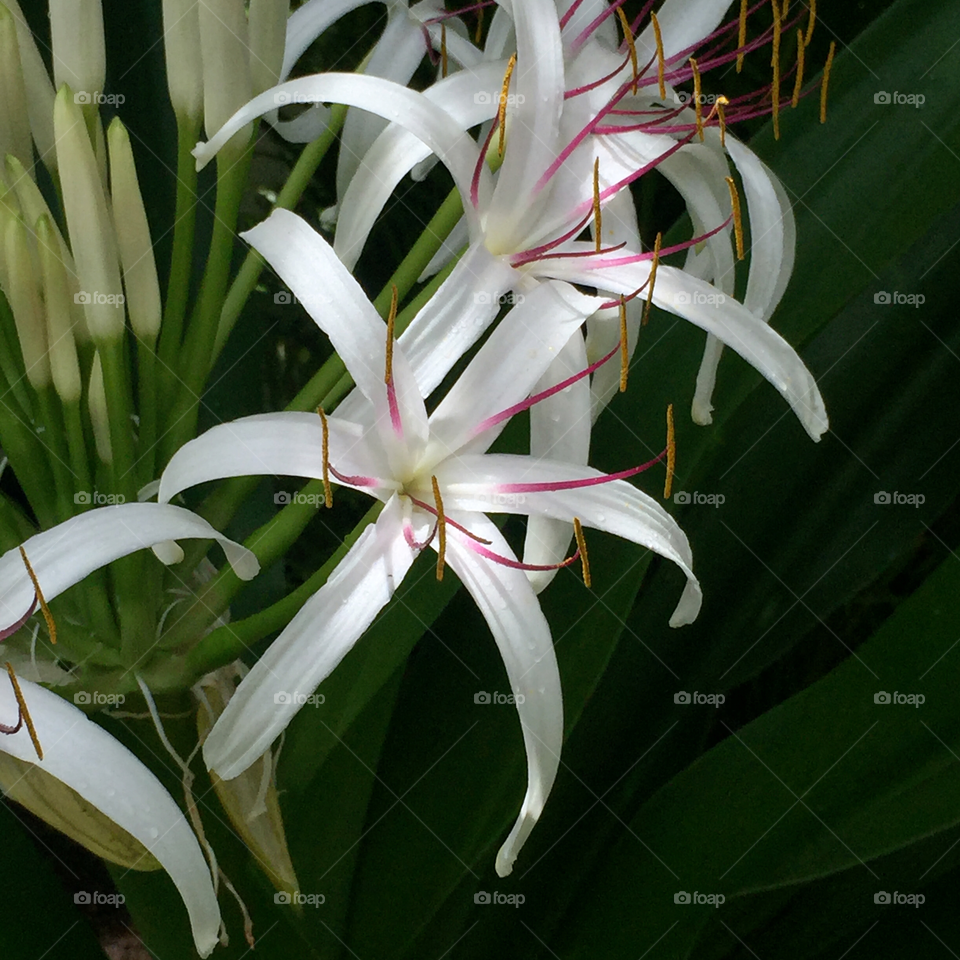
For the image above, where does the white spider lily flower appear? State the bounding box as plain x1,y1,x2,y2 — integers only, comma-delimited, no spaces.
0,677,222,956
158,212,701,877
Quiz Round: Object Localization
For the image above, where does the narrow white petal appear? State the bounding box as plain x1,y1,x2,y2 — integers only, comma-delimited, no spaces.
442,514,562,877
0,679,220,956
204,496,420,779
279,0,374,81
635,0,733,62
0,505,258,630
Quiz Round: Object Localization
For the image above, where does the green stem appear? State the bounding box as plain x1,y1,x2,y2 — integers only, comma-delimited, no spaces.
212,104,349,358
62,399,92,499
183,502,381,682
0,382,56,528
0,295,34,418
137,335,158,483
35,386,74,521
98,337,137,497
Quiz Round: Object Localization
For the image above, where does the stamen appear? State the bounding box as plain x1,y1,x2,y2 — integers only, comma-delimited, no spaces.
615,6,638,95
737,0,748,72
619,296,629,392
664,403,676,500
19,547,55,645
725,177,745,260
805,0,816,46
432,476,446,581
5,662,42,759
475,3,483,43
689,57,704,141
792,29,805,107
716,95,729,147
316,408,333,508
441,23,448,78
642,232,662,326
782,0,790,16
498,53,517,157
650,12,666,100
573,518,591,588
409,496,492,544
384,284,398,386
593,158,602,253
820,41,835,124
771,0,782,140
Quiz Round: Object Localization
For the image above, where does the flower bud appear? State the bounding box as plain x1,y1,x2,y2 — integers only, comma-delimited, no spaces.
3,214,50,389
54,86,125,341
248,0,290,96
197,664,299,898
162,0,203,126
199,0,253,150
37,215,82,403
49,0,106,105
107,119,161,340
88,350,112,463
0,5,32,171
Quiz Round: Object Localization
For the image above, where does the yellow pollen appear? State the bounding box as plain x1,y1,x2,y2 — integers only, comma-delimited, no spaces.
805,0,817,46
792,29,805,107
441,23,448,78
716,95,729,147
689,57,704,141
650,12,666,100
573,518,591,588
6,661,42,760
498,53,517,158
432,476,446,581
384,284,398,385
782,0,790,16
642,232,662,326
593,158,602,253
725,176,745,260
664,403,676,500
820,41,835,123
771,0,782,140
737,0,748,72
619,296,629,393
19,546,55,645
317,407,333,508
615,7,639,95
475,4,484,44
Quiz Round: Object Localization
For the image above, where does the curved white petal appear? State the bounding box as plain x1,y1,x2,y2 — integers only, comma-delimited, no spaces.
523,331,590,592
635,0,733,62
0,505,258,630
0,679,220,956
204,496,421,779
441,513,562,877
280,0,376,81
417,214,469,282
435,454,701,626
242,210,429,472
159,412,395,504
194,73,489,238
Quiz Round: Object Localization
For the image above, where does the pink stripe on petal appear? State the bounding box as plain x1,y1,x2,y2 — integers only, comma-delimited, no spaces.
386,381,404,436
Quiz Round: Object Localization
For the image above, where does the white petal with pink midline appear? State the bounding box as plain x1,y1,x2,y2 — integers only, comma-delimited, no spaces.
0,504,258,630
0,678,221,956
204,495,423,780
158,412,396,506
441,513,563,878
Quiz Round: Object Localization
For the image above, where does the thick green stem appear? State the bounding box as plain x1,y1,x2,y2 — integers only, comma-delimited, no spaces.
0,385,56,528
137,336,159,483
98,337,138,497
62,399,92,499
35,386,74,521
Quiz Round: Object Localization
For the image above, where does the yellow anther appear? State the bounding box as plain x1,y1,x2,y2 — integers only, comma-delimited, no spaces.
689,57,704,141
737,0,748,73
475,4,484,44
782,0,790,16
384,283,398,386
431,476,446,581
792,29,805,107
317,408,333,509
725,176,745,260
615,6,639,95
642,232,662,326
771,0,782,140
441,23,448,78
716,95,729,147
593,158,602,253
650,12,666,100
498,53,517,158
573,518,591,589
6,662,42,760
805,0,817,46
664,403,676,501
19,546,55,645
820,41,835,123
619,296,629,393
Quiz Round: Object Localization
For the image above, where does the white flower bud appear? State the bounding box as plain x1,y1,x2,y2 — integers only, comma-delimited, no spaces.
0,5,32,170
49,0,106,105
199,0,252,150
248,0,290,96
162,0,203,125
53,86,125,341
36,215,82,403
3,214,49,389
107,119,161,340
88,350,112,463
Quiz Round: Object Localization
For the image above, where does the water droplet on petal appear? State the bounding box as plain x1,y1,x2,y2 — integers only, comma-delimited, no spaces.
147,827,159,840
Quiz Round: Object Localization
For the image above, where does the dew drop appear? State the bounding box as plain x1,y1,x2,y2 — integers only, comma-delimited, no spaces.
147,827,159,840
